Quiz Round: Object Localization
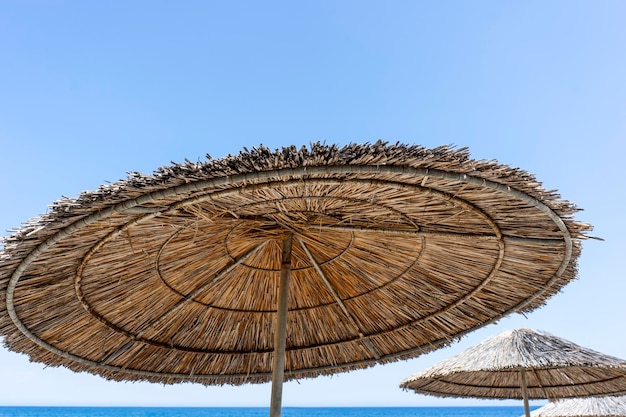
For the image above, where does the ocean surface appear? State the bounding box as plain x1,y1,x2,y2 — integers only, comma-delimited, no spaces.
0,407,535,417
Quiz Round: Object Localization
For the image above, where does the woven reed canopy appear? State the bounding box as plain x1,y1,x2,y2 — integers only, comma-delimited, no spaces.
529,396,626,417
400,329,626,417
0,143,590,415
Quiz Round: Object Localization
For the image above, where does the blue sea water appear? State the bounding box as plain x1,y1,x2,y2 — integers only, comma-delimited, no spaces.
0,407,534,417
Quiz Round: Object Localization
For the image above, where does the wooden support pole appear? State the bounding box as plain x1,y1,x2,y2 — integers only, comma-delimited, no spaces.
520,369,531,417
269,233,293,417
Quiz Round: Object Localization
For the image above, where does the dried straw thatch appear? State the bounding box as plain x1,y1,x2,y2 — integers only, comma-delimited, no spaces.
530,396,626,417
400,329,626,417
1,142,590,389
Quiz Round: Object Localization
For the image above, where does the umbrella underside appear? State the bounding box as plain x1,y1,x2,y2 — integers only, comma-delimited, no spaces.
406,367,626,400
0,143,589,385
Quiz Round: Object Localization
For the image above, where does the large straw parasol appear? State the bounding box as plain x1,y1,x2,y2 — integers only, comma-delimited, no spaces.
529,396,626,417
400,329,626,417
0,143,590,416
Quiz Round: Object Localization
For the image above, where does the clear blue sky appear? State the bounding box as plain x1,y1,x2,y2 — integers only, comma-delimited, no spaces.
0,0,625,408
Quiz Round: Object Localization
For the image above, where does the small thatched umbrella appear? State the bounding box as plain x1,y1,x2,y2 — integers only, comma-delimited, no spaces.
400,329,626,417
1,143,590,417
529,396,626,417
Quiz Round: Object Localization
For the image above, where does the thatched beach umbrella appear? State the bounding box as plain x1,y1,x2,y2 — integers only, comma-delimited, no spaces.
0,143,590,416
529,396,626,417
400,329,626,417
